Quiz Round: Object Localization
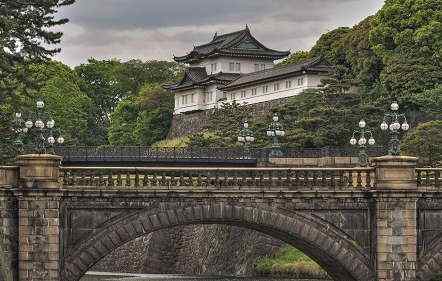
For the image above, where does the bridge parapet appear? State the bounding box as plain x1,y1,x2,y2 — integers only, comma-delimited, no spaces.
0,166,18,188
417,168,442,189
59,166,376,190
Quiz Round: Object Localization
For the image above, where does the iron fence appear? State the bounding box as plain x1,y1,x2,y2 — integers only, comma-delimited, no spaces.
53,146,386,165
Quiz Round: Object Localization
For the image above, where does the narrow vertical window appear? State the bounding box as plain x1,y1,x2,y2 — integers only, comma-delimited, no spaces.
236,63,241,72
229,62,235,71
261,64,266,70
286,80,291,89
255,64,260,72
252,88,257,95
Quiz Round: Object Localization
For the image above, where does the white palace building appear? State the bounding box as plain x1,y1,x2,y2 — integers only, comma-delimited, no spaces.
165,26,332,115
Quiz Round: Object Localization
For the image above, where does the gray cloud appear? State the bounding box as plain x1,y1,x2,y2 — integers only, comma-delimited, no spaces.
55,0,384,66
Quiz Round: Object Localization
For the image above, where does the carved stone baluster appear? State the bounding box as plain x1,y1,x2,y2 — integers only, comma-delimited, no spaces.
161,171,167,187
197,172,202,187
338,170,344,189
142,172,149,187
108,170,114,187
294,170,300,187
330,170,335,189
125,171,131,187
304,170,309,189
321,170,326,187
348,170,354,188
155,171,162,187
426,170,430,187
365,170,372,189
357,171,363,188
436,170,440,188
134,170,139,188
117,172,122,187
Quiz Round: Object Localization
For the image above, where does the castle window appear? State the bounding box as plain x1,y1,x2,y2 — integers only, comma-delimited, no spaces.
252,88,257,96
230,93,236,100
181,95,186,105
229,62,235,71
261,64,266,70
236,63,241,72
191,94,195,104
241,90,246,98
286,80,292,89
254,64,260,72
208,92,213,102
211,63,217,73
274,83,280,91
262,85,269,93
298,77,304,86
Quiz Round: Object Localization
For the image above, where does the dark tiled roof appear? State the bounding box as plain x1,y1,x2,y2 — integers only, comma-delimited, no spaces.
221,57,332,90
163,67,241,91
174,27,290,63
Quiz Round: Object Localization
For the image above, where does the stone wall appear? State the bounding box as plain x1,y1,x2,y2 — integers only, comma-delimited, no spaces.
168,98,291,139
0,192,18,281
93,225,282,276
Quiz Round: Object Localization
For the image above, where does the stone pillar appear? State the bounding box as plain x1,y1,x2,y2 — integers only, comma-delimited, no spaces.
16,154,62,281
374,156,419,281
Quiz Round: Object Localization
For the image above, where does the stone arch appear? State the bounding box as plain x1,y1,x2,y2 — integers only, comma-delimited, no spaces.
417,233,442,280
62,203,375,281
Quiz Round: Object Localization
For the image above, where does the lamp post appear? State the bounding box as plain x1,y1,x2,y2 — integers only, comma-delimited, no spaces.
350,119,376,167
266,113,285,157
13,99,64,154
238,120,255,158
380,101,409,156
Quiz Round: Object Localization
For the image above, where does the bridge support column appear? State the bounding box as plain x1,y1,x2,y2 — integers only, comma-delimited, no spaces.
374,156,419,281
16,155,62,281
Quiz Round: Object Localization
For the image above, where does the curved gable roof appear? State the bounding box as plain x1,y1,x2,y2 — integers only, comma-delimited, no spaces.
174,27,290,63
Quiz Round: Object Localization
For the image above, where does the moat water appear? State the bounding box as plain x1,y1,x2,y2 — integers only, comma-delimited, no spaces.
80,272,322,281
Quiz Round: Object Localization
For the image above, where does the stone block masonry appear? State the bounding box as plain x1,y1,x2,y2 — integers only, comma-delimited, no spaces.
2,153,442,281
17,191,62,281
168,98,291,138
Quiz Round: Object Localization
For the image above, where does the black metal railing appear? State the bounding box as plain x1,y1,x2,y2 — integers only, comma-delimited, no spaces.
53,146,386,165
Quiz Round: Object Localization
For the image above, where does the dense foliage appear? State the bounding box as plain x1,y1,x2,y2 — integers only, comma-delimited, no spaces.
191,0,441,154
0,0,75,99
255,246,327,278
108,84,174,146
402,120,442,166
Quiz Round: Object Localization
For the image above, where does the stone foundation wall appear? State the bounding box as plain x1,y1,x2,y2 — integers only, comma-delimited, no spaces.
93,225,282,275
168,98,291,139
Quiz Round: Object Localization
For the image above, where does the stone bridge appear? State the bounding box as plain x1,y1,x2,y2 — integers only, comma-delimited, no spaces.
0,154,441,281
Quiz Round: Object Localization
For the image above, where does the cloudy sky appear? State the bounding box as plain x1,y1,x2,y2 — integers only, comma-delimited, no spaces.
55,0,384,66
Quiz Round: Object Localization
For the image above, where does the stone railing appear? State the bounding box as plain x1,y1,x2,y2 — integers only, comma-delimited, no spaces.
60,167,376,190
0,166,18,188
417,168,442,188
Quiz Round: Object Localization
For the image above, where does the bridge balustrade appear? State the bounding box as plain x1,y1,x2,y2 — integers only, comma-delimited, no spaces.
417,168,442,188
60,166,376,189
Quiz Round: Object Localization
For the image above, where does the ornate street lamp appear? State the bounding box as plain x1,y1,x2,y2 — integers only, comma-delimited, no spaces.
13,99,64,154
350,119,376,166
238,120,255,157
380,101,409,156
266,113,285,157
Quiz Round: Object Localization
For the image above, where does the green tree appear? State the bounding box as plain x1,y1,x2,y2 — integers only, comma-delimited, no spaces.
369,0,442,97
108,84,174,146
23,61,92,145
0,0,75,99
402,120,442,166
133,85,174,145
279,50,311,66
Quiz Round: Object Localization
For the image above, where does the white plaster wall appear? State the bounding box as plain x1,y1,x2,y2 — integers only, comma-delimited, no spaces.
174,88,205,114
174,74,326,114
191,57,274,74
222,74,323,107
